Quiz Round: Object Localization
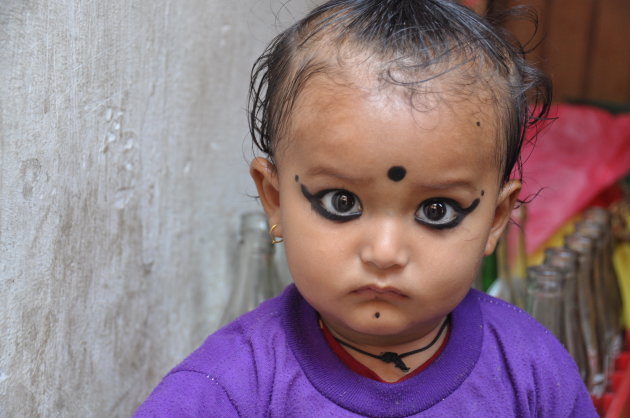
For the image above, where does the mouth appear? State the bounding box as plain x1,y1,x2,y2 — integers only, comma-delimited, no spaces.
352,285,408,299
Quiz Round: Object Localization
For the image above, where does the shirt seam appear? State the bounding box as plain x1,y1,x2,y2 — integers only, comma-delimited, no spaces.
167,369,243,415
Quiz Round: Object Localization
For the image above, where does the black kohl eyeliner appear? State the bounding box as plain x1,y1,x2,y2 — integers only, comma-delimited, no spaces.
300,184,361,222
415,198,480,230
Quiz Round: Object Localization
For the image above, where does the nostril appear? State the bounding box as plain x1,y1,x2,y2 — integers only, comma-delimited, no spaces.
360,245,408,270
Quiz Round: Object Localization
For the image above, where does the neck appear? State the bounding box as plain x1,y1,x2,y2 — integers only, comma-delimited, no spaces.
322,315,450,382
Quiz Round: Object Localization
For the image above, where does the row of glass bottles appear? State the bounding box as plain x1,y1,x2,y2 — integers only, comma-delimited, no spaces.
220,212,290,326
526,207,623,395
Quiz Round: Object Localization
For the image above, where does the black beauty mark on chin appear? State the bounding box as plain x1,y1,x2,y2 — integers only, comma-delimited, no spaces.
295,175,299,183
387,166,406,182
481,190,485,196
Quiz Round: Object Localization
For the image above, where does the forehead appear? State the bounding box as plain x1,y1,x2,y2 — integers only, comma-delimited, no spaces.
278,68,501,181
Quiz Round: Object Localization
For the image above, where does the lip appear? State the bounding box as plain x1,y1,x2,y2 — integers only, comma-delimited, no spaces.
352,285,408,298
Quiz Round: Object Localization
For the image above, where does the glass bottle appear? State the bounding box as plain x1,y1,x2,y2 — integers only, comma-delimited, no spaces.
486,206,527,308
583,209,623,343
574,220,619,364
274,243,294,290
565,232,604,394
526,264,566,343
486,235,510,300
220,212,278,326
544,247,588,383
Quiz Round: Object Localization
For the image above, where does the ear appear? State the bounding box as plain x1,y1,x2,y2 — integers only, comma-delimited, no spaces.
250,157,282,232
484,180,521,256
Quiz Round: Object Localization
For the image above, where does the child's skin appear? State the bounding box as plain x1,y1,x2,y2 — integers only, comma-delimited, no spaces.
251,64,520,382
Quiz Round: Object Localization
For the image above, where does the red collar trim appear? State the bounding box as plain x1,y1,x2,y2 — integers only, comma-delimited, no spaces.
319,320,450,383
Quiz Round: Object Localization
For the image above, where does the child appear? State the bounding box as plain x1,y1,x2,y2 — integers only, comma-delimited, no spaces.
136,0,596,416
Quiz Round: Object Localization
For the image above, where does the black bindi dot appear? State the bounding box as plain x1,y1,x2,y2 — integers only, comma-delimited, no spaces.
481,190,485,196
387,166,406,182
295,175,299,183
374,312,380,319
476,121,481,127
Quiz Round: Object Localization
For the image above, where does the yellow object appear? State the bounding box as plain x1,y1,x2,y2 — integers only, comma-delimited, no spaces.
269,224,284,245
614,227,630,329
529,212,630,328
527,215,581,267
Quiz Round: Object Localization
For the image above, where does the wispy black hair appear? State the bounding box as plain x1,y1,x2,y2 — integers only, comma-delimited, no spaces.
248,0,552,183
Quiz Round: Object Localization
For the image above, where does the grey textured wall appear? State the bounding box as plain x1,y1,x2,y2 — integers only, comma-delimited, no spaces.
0,1,312,416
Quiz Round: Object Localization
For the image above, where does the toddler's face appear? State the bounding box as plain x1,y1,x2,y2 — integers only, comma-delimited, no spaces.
252,72,519,345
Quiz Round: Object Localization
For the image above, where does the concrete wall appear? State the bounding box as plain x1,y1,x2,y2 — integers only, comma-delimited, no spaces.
0,1,312,416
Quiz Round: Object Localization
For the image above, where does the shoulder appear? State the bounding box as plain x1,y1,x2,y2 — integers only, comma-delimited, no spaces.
472,289,573,374
135,286,297,417
469,290,596,416
176,290,288,375
134,369,241,417
473,290,568,361
474,290,550,339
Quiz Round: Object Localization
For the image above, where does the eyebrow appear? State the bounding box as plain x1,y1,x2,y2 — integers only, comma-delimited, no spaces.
304,166,365,183
304,166,479,193
413,180,478,193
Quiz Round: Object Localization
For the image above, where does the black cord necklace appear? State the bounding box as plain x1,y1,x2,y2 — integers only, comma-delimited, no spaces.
334,314,451,372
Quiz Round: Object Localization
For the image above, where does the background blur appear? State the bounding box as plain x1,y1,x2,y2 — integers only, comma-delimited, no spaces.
1,0,627,416
481,0,630,107
0,0,313,415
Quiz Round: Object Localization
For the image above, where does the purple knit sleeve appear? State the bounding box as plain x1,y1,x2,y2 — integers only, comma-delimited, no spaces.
569,388,599,418
133,370,240,417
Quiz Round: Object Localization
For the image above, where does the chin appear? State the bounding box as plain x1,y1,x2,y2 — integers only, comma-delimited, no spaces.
347,312,411,335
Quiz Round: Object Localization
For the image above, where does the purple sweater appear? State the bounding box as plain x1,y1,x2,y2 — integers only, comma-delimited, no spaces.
135,285,596,417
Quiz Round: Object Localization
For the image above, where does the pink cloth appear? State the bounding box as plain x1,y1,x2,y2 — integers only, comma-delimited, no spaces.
519,104,630,254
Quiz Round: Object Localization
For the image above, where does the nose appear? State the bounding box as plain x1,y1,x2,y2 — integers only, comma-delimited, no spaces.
359,218,410,270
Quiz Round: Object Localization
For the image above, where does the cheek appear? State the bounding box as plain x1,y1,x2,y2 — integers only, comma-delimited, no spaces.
420,236,485,286
284,229,346,271
282,223,357,309
283,239,320,281
282,238,342,314
446,253,483,286
280,191,349,269
282,220,336,283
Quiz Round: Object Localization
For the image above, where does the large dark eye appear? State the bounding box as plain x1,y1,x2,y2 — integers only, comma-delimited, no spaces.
320,190,362,217
330,192,356,213
424,201,447,221
300,185,363,222
415,198,461,229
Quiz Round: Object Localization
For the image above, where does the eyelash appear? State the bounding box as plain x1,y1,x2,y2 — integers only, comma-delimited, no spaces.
300,185,362,222
300,184,479,228
414,198,480,230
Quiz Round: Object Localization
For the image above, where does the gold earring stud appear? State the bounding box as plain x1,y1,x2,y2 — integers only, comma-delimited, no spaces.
269,224,284,244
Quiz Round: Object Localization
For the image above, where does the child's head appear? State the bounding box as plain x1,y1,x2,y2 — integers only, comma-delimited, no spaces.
249,0,551,183
249,0,550,344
